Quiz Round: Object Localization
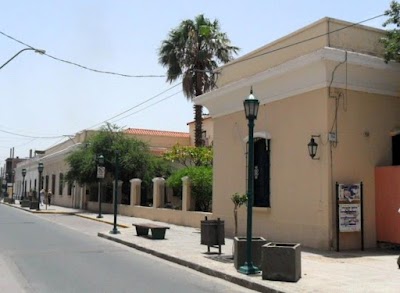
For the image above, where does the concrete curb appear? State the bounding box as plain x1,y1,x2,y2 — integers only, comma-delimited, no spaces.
0,202,76,215
98,232,284,293
76,214,130,228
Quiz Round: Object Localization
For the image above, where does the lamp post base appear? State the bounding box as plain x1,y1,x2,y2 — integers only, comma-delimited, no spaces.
109,228,120,234
97,215,103,218
238,263,260,275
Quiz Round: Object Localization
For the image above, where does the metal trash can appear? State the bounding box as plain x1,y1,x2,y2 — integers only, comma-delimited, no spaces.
201,217,225,254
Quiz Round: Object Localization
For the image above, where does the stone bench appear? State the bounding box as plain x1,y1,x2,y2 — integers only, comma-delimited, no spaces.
132,223,170,240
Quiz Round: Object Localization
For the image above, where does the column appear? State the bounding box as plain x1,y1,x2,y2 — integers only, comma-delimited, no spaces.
152,177,165,208
181,176,194,211
130,178,142,206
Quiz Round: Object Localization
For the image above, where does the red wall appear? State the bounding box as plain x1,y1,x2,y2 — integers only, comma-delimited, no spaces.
375,166,400,245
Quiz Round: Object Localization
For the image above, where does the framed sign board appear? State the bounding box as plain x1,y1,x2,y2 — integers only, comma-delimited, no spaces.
336,182,364,251
97,166,105,179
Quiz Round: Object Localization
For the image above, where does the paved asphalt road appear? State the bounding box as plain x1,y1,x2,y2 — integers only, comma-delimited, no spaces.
0,205,256,293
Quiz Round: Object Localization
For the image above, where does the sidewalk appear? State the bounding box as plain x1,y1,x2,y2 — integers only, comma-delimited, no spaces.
2,200,400,292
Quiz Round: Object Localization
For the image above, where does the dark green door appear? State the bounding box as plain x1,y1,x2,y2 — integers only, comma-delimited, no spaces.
254,138,270,207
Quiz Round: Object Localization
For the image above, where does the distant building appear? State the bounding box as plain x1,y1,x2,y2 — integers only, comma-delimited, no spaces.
124,128,190,154
14,127,190,209
187,115,214,147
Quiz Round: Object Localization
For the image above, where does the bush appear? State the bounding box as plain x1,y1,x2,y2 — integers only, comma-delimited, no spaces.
166,166,212,212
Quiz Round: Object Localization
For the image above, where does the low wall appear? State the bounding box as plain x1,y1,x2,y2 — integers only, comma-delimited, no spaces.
87,201,212,228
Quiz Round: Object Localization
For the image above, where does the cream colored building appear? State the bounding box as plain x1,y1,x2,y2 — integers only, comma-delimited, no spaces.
14,128,190,209
195,18,400,250
14,130,94,209
187,115,214,146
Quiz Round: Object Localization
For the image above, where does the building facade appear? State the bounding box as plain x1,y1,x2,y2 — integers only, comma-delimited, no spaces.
195,18,400,250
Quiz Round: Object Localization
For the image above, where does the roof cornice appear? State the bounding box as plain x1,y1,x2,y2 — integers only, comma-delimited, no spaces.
195,47,400,118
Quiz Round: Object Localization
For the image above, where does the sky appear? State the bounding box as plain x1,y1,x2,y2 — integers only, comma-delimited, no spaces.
0,0,393,163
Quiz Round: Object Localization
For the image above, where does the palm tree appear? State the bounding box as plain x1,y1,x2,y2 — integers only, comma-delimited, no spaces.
159,14,239,147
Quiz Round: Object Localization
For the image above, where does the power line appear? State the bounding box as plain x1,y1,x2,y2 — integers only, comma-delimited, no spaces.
0,31,34,48
0,13,386,141
86,82,182,129
43,53,165,78
0,128,65,139
111,90,182,124
0,30,165,78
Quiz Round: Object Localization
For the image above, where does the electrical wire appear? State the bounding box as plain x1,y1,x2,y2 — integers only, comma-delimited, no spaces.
86,82,182,129
0,30,165,78
0,13,386,141
111,90,182,124
0,128,65,139
43,53,165,78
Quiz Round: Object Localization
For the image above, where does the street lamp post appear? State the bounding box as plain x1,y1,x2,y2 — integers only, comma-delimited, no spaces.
0,48,46,70
5,173,9,197
96,155,105,219
11,170,15,200
22,168,26,200
239,87,260,275
110,151,120,234
37,162,44,211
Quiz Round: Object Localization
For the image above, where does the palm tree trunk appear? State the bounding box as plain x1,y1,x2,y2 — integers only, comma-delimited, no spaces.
194,104,203,147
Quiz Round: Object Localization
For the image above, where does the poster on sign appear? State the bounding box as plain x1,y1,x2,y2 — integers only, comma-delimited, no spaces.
339,203,361,232
338,184,361,202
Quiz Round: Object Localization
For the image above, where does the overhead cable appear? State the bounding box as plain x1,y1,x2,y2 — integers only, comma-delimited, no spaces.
0,30,165,78
0,128,65,139
86,82,182,129
111,90,182,124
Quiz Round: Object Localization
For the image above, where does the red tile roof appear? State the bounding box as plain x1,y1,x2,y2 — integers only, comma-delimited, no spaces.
124,128,189,138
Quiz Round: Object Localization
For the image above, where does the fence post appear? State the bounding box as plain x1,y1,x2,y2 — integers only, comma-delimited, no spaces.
130,179,142,206
152,177,165,208
181,176,194,211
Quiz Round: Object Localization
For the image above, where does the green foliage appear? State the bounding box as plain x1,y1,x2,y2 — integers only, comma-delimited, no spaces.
163,144,213,167
381,1,400,62
159,14,239,146
231,192,247,237
65,124,163,186
166,166,213,212
231,192,248,209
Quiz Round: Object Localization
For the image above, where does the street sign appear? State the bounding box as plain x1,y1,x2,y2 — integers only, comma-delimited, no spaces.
97,166,105,179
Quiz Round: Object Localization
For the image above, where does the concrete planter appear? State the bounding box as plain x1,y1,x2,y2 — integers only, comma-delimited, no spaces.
30,201,39,210
3,197,15,204
262,242,301,282
234,236,266,270
20,200,31,208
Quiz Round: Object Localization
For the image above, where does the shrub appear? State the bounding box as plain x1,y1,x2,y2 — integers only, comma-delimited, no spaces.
166,166,212,212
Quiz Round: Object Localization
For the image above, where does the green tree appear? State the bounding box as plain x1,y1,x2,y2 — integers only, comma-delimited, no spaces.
163,144,213,167
381,1,400,62
231,192,247,237
158,14,239,147
66,124,170,187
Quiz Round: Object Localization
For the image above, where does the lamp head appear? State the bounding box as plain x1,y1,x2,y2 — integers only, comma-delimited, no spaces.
244,87,259,120
38,162,44,173
308,137,318,159
97,154,105,166
34,49,46,55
